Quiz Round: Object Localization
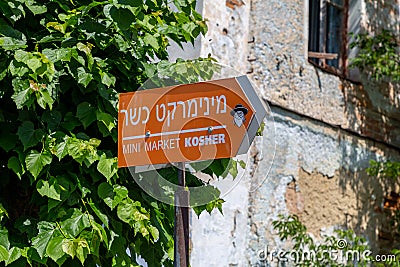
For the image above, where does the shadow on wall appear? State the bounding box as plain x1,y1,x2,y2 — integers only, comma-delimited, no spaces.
341,0,400,243
338,133,400,253
342,0,400,148
341,78,400,148
364,0,400,35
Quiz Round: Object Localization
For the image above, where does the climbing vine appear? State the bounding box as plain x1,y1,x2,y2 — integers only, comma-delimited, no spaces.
350,30,400,81
0,0,229,266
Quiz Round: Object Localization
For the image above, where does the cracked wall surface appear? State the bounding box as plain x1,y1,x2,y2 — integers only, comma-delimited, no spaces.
246,106,400,266
249,0,400,148
182,0,400,266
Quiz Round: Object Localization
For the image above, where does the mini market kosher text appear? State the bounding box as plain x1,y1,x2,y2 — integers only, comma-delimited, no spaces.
122,133,226,154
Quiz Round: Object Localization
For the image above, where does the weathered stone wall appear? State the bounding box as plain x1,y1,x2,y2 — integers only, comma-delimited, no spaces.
199,0,251,74
249,0,400,148
189,0,400,266
247,106,400,266
190,1,254,266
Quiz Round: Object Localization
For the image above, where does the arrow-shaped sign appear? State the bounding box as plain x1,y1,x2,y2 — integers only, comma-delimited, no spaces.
118,75,268,168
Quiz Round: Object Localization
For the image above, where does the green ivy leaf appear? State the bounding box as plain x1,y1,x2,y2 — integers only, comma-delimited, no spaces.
109,6,134,30
46,236,65,262
36,177,62,201
0,131,18,152
76,102,96,128
31,221,60,259
59,209,90,237
97,111,115,132
149,226,159,242
5,247,21,265
88,202,109,228
61,112,81,131
117,198,150,232
229,160,238,178
143,34,159,50
41,110,62,130
0,228,10,250
61,239,76,259
66,137,100,165
25,150,52,179
77,67,93,87
14,50,29,62
98,182,114,209
97,154,118,180
0,204,9,222
7,156,24,179
0,245,8,262
0,37,27,50
91,221,109,248
25,2,47,15
36,89,54,110
238,160,246,169
208,160,225,177
55,138,68,160
220,158,238,178
100,71,116,87
27,57,41,72
75,239,89,265
11,88,32,109
98,183,129,210
17,121,44,150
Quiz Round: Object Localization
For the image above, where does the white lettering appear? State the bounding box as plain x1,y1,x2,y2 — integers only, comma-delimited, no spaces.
123,143,141,154
212,134,217,144
218,134,225,144
144,138,180,151
145,142,152,151
185,137,192,147
122,95,228,129
199,135,205,146
184,134,226,147
192,137,199,146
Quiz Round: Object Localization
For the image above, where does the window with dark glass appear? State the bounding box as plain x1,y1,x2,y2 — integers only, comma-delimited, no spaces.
308,0,348,75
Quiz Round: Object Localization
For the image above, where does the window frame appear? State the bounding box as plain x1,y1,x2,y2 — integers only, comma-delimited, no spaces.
307,0,350,78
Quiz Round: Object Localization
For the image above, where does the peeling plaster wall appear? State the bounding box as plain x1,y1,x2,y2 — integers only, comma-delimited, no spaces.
249,0,400,148
190,173,251,267
247,107,400,266
189,0,400,266
199,0,251,74
190,1,254,266
248,0,346,126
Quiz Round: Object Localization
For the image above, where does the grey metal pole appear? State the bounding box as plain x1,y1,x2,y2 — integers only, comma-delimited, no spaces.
174,162,190,267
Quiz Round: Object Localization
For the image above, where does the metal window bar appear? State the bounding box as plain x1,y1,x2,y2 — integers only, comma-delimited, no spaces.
326,0,344,10
308,0,348,74
308,0,321,65
325,1,343,68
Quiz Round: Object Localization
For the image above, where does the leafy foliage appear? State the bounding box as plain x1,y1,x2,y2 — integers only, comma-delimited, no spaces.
272,214,372,266
350,30,400,81
0,0,226,266
366,160,400,181
367,160,400,266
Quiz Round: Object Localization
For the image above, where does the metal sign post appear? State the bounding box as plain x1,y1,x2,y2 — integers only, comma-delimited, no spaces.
174,162,189,267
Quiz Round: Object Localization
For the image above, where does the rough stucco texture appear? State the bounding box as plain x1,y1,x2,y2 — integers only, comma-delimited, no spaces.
249,0,347,127
189,0,400,266
249,0,400,148
200,0,251,74
247,107,400,266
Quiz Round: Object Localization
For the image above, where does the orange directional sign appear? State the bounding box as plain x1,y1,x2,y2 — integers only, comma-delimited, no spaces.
118,75,268,168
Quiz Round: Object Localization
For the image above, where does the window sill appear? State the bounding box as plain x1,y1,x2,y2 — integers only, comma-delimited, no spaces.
307,59,362,85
